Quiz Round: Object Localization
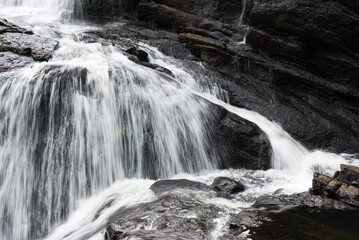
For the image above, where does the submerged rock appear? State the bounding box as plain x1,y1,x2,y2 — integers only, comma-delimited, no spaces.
151,177,247,199
105,195,220,240
150,179,212,196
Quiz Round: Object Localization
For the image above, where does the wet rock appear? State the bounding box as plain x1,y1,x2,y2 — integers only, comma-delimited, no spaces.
105,194,220,239
209,105,272,170
0,52,33,73
212,177,245,196
125,47,149,62
0,18,58,62
150,179,212,196
134,0,359,155
253,192,355,210
335,164,359,188
0,18,33,34
75,0,139,20
0,32,59,61
312,170,359,207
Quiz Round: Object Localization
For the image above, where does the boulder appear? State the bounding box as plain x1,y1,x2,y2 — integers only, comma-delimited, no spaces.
0,18,58,62
212,177,245,196
312,167,359,207
209,104,272,170
150,179,212,196
335,164,359,187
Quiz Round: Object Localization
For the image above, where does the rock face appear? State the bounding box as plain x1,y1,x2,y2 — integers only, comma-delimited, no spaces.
132,0,359,155
75,0,139,20
79,24,273,170
312,165,359,207
0,18,58,63
210,105,271,170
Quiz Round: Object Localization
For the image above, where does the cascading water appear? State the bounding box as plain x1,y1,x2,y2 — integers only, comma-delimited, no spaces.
0,0,74,9
0,1,358,240
0,27,220,240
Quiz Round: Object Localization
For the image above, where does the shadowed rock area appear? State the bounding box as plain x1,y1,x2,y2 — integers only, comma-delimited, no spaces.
83,0,359,155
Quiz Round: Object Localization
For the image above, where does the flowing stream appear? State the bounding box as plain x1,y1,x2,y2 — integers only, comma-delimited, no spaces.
0,1,358,240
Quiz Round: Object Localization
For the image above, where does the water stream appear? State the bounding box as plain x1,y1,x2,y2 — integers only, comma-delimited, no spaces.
0,1,358,240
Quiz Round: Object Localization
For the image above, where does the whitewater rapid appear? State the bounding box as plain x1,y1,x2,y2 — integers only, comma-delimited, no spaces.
0,2,358,240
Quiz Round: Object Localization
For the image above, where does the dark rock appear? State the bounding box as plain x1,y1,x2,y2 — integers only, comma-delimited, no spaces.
335,164,359,188
75,0,139,20
138,1,198,31
209,104,272,170
150,179,213,196
212,177,245,196
134,0,359,155
125,47,149,62
254,192,355,210
312,170,359,207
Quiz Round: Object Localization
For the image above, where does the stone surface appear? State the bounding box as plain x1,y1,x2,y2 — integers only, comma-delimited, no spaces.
0,52,33,72
212,177,245,196
254,192,355,210
125,47,149,62
132,0,359,155
0,18,58,62
209,104,272,170
335,164,359,187
150,179,213,196
312,168,359,207
105,194,220,239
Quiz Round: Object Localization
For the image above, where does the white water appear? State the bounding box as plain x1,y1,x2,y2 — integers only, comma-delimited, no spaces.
0,0,74,10
0,2,358,240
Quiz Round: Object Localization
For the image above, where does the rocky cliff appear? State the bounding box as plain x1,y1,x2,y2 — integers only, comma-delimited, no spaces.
132,0,359,154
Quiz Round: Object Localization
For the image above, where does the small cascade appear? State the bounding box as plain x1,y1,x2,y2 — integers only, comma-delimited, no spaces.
0,35,218,240
238,0,249,44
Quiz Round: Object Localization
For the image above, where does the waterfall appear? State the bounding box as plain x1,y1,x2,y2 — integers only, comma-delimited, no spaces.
0,0,74,10
0,37,219,239
1,2,358,240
